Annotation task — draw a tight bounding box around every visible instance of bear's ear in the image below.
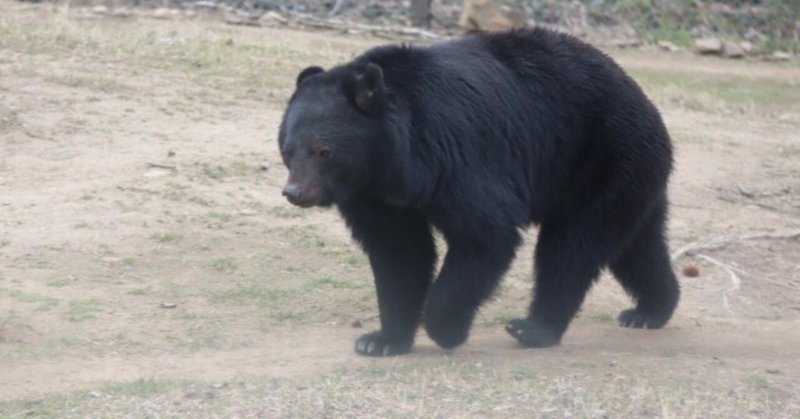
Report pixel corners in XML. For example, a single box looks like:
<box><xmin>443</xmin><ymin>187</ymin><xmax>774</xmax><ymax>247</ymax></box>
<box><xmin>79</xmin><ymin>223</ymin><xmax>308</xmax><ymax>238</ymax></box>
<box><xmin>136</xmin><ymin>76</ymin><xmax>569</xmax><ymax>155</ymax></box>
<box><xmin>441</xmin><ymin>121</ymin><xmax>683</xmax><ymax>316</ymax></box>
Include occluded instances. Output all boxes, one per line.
<box><xmin>296</xmin><ymin>66</ymin><xmax>324</xmax><ymax>87</ymax></box>
<box><xmin>348</xmin><ymin>63</ymin><xmax>386</xmax><ymax>114</ymax></box>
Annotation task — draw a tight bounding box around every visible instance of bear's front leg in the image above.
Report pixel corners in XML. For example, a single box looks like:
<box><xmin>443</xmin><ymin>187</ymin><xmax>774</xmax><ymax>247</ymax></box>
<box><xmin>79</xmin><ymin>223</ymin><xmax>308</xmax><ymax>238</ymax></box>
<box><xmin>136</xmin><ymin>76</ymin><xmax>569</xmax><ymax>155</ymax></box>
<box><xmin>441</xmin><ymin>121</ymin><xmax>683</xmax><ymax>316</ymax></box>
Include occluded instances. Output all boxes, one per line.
<box><xmin>424</xmin><ymin>228</ymin><xmax>521</xmax><ymax>350</ymax></box>
<box><xmin>339</xmin><ymin>198</ymin><xmax>436</xmax><ymax>356</ymax></box>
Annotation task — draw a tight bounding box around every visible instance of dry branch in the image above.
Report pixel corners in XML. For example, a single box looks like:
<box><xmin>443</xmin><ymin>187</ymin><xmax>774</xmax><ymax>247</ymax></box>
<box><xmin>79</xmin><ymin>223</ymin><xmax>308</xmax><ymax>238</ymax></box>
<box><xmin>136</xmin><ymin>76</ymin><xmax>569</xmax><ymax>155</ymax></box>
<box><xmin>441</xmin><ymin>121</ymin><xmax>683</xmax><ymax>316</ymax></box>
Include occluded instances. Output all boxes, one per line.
<box><xmin>697</xmin><ymin>253</ymin><xmax>741</xmax><ymax>314</ymax></box>
<box><xmin>146</xmin><ymin>162</ymin><xmax>177</xmax><ymax>171</ymax></box>
<box><xmin>671</xmin><ymin>230</ymin><xmax>800</xmax><ymax>262</ymax></box>
<box><xmin>227</xmin><ymin>10</ymin><xmax>443</xmax><ymax>40</ymax></box>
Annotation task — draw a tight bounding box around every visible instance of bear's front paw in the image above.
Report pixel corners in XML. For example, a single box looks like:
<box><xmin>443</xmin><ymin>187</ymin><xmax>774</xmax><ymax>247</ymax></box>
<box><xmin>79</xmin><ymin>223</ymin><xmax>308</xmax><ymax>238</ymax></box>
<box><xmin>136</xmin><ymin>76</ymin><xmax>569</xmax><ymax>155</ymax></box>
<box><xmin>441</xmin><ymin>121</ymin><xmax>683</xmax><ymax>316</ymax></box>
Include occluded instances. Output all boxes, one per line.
<box><xmin>505</xmin><ymin>318</ymin><xmax>561</xmax><ymax>348</ymax></box>
<box><xmin>354</xmin><ymin>331</ymin><xmax>412</xmax><ymax>357</ymax></box>
<box><xmin>618</xmin><ymin>308</ymin><xmax>668</xmax><ymax>329</ymax></box>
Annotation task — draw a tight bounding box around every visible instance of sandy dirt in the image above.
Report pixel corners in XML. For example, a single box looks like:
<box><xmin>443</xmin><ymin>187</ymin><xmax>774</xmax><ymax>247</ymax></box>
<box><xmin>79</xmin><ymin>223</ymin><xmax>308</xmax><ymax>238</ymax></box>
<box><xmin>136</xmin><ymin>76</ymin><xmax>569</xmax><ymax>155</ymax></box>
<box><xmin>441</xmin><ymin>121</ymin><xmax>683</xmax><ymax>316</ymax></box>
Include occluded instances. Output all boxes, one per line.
<box><xmin>1</xmin><ymin>2</ymin><xmax>799</xmax><ymax>416</ymax></box>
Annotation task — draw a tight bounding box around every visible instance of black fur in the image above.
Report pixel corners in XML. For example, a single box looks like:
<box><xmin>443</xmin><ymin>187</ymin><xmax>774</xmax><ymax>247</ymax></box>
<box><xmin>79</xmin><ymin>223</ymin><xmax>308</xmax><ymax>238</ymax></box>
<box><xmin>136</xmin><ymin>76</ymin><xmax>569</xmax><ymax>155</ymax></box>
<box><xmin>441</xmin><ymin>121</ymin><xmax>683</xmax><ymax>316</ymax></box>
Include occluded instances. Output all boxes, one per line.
<box><xmin>278</xmin><ymin>28</ymin><xmax>680</xmax><ymax>356</ymax></box>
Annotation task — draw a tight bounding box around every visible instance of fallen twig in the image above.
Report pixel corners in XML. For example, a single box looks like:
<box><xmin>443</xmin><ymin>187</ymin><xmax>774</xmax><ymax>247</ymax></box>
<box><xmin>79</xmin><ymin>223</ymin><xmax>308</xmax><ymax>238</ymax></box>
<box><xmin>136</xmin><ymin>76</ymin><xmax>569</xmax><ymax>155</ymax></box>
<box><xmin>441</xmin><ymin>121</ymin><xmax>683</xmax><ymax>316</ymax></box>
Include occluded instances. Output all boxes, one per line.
<box><xmin>718</xmin><ymin>195</ymin><xmax>789</xmax><ymax>213</ymax></box>
<box><xmin>697</xmin><ymin>254</ymin><xmax>741</xmax><ymax>314</ymax></box>
<box><xmin>146</xmin><ymin>162</ymin><xmax>177</xmax><ymax>171</ymax></box>
<box><xmin>257</xmin><ymin>10</ymin><xmax>443</xmax><ymax>40</ymax></box>
<box><xmin>671</xmin><ymin>230</ymin><xmax>800</xmax><ymax>262</ymax></box>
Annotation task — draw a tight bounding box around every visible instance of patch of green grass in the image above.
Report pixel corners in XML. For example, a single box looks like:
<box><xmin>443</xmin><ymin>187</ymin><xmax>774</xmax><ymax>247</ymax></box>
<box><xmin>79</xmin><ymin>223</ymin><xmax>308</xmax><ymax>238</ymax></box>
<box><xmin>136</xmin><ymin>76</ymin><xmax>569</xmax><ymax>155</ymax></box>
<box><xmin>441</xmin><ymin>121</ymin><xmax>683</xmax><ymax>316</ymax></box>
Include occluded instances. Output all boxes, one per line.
<box><xmin>271</xmin><ymin>225</ymin><xmax>329</xmax><ymax>250</ymax></box>
<box><xmin>267</xmin><ymin>205</ymin><xmax>305</xmax><ymax>219</ymax></box>
<box><xmin>476</xmin><ymin>312</ymin><xmax>517</xmax><ymax>326</ymax></box>
<box><xmin>210</xmin><ymin>257</ymin><xmax>237</xmax><ymax>272</ymax></box>
<box><xmin>4</xmin><ymin>289</ymin><xmax>60</xmax><ymax>311</ymax></box>
<box><xmin>302</xmin><ymin>276</ymin><xmax>362</xmax><ymax>291</ymax></box>
<box><xmin>779</xmin><ymin>145</ymin><xmax>800</xmax><ymax>158</ymax></box>
<box><xmin>6</xmin><ymin>289</ymin><xmax>45</xmax><ymax>303</ymax></box>
<box><xmin>631</xmin><ymin>69</ymin><xmax>800</xmax><ymax>115</ymax></box>
<box><xmin>0</xmin><ymin>12</ymin><xmax>353</xmax><ymax>105</ymax></box>
<box><xmin>46</xmin><ymin>277</ymin><xmax>71</xmax><ymax>287</ymax></box>
<box><xmin>206</xmin><ymin>283</ymin><xmax>291</xmax><ymax>307</ymax></box>
<box><xmin>27</xmin><ymin>259</ymin><xmax>48</xmax><ymax>269</ymax></box>
<box><xmin>44</xmin><ymin>73</ymin><xmax>127</xmax><ymax>93</ymax></box>
<box><xmin>230</xmin><ymin>161</ymin><xmax>252</xmax><ymax>176</ymax></box>
<box><xmin>343</xmin><ymin>253</ymin><xmax>367</xmax><ymax>268</ymax></box>
<box><xmin>201</xmin><ymin>163</ymin><xmax>228</xmax><ymax>180</ymax></box>
<box><xmin>166</xmin><ymin>322</ymin><xmax>222</xmax><ymax>350</ymax></box>
<box><xmin>746</xmin><ymin>375</ymin><xmax>771</xmax><ymax>391</ymax></box>
<box><xmin>98</xmin><ymin>243</ymin><xmax>114</xmax><ymax>255</ymax></box>
<box><xmin>206</xmin><ymin>211</ymin><xmax>233</xmax><ymax>223</ymax></box>
<box><xmin>127</xmin><ymin>286</ymin><xmax>151</xmax><ymax>296</ymax></box>
<box><xmin>34</xmin><ymin>299</ymin><xmax>60</xmax><ymax>312</ymax></box>
<box><xmin>585</xmin><ymin>311</ymin><xmax>615</xmax><ymax>323</ymax></box>
<box><xmin>649</xmin><ymin>28</ymin><xmax>694</xmax><ymax>48</ymax></box>
<box><xmin>188</xmin><ymin>196</ymin><xmax>215</xmax><ymax>207</ymax></box>
<box><xmin>63</xmin><ymin>298</ymin><xmax>103</xmax><ymax>322</ymax></box>
<box><xmin>151</xmin><ymin>232</ymin><xmax>181</xmax><ymax>243</ymax></box>
<box><xmin>103</xmin><ymin>377</ymin><xmax>174</xmax><ymax>397</ymax></box>
<box><xmin>1</xmin><ymin>359</ymin><xmax>796</xmax><ymax>418</ymax></box>
<box><xmin>0</xmin><ymin>105</ymin><xmax>19</xmax><ymax>132</ymax></box>
<box><xmin>161</xmin><ymin>181</ymin><xmax>190</xmax><ymax>201</ymax></box>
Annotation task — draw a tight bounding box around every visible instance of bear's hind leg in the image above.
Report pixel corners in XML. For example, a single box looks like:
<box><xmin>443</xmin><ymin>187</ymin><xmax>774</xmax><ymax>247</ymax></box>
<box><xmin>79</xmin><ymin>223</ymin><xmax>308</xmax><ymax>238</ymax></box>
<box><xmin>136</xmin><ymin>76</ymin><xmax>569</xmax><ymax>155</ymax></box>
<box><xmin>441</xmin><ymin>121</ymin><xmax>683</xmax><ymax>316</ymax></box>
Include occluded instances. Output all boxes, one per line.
<box><xmin>610</xmin><ymin>198</ymin><xmax>679</xmax><ymax>329</ymax></box>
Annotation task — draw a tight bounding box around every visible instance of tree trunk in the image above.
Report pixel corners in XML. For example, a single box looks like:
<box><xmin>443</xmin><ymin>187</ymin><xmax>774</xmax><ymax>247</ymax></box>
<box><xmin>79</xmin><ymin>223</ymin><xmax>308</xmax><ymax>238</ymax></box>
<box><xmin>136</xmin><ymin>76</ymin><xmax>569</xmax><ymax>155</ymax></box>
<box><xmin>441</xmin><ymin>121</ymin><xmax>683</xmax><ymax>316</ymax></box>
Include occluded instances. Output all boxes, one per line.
<box><xmin>410</xmin><ymin>0</ymin><xmax>432</xmax><ymax>28</ymax></box>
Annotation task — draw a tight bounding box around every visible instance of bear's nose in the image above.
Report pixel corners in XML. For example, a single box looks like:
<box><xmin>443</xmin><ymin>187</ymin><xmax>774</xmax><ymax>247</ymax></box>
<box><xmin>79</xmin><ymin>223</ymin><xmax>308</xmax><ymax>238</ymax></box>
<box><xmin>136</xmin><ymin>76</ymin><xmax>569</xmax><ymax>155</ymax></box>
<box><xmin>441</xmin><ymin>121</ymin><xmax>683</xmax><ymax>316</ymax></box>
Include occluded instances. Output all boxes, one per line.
<box><xmin>282</xmin><ymin>184</ymin><xmax>303</xmax><ymax>202</ymax></box>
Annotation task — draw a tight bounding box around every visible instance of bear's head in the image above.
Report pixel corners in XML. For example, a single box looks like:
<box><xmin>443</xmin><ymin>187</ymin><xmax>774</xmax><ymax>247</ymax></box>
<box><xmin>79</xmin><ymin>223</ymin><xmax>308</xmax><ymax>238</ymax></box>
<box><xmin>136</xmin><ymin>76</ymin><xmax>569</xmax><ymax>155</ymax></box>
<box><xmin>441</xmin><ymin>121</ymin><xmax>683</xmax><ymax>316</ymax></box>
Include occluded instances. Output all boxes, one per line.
<box><xmin>278</xmin><ymin>63</ymin><xmax>388</xmax><ymax>208</ymax></box>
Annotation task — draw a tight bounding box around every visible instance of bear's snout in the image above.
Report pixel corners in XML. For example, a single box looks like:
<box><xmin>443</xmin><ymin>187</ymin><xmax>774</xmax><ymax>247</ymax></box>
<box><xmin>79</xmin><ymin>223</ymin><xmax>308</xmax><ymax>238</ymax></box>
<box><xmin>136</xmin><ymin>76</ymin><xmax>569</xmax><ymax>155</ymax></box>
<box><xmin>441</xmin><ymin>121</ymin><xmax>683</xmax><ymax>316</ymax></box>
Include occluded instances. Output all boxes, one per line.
<box><xmin>282</xmin><ymin>183</ymin><xmax>307</xmax><ymax>206</ymax></box>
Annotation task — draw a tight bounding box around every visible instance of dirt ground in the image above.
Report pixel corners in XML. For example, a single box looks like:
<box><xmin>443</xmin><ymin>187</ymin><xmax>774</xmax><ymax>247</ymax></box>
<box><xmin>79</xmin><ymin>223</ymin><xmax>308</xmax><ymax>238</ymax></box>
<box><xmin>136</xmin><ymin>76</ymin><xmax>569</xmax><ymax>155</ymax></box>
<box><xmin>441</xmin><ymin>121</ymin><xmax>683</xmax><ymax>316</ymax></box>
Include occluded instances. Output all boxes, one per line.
<box><xmin>1</xmin><ymin>2</ymin><xmax>799</xmax><ymax>417</ymax></box>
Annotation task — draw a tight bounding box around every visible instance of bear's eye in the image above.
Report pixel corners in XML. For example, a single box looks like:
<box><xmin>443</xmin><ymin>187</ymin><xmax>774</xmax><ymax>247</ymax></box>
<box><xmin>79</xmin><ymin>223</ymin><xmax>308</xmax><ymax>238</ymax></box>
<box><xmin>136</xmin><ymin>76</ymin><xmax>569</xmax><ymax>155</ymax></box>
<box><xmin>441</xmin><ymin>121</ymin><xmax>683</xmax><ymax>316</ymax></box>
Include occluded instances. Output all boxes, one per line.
<box><xmin>315</xmin><ymin>148</ymin><xmax>333</xmax><ymax>160</ymax></box>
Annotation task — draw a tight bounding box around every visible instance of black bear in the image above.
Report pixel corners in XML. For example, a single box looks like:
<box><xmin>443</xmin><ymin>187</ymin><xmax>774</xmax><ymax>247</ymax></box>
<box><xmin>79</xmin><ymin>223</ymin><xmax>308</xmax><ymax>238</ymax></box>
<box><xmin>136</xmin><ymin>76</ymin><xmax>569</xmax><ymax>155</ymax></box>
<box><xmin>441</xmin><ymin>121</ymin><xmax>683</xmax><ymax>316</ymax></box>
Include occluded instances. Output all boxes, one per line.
<box><xmin>278</xmin><ymin>28</ymin><xmax>679</xmax><ymax>357</ymax></box>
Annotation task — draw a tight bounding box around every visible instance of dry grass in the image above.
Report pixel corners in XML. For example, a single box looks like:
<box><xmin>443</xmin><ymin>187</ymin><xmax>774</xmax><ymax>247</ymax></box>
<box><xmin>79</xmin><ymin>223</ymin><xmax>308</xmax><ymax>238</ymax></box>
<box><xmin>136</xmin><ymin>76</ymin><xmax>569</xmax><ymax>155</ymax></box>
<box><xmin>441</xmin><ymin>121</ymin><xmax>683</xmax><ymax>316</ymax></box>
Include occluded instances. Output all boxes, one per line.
<box><xmin>1</xmin><ymin>359</ymin><xmax>795</xmax><ymax>418</ymax></box>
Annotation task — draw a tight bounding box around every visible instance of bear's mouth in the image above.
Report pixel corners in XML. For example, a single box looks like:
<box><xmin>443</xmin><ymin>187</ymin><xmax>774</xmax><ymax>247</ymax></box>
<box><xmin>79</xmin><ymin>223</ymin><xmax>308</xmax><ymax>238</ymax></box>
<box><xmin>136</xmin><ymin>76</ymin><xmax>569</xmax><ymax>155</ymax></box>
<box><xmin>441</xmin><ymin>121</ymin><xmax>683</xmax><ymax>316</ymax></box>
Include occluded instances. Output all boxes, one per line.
<box><xmin>284</xmin><ymin>194</ymin><xmax>318</xmax><ymax>208</ymax></box>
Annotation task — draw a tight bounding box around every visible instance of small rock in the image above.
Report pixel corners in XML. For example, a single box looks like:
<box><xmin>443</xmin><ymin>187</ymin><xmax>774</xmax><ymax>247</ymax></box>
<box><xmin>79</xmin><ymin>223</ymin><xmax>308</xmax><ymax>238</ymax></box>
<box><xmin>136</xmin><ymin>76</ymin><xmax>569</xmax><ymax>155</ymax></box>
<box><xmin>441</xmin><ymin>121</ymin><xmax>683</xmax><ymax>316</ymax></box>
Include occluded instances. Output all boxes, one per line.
<box><xmin>722</xmin><ymin>41</ymin><xmax>745</xmax><ymax>59</ymax></box>
<box><xmin>167</xmin><ymin>150</ymin><xmax>176</xmax><ymax>158</ymax></box>
<box><xmin>88</xmin><ymin>391</ymin><xmax>102</xmax><ymax>398</ymax></box>
<box><xmin>92</xmin><ymin>5</ymin><xmax>109</xmax><ymax>15</ymax></box>
<box><xmin>459</xmin><ymin>0</ymin><xmax>525</xmax><ymax>32</ymax></box>
<box><xmin>657</xmin><ymin>40</ymin><xmax>680</xmax><ymax>52</ymax></box>
<box><xmin>111</xmin><ymin>8</ymin><xmax>133</xmax><ymax>18</ymax></box>
<box><xmin>259</xmin><ymin>162</ymin><xmax>270</xmax><ymax>172</ymax></box>
<box><xmin>744</xmin><ymin>27</ymin><xmax>766</xmax><ymax>42</ymax></box>
<box><xmin>694</xmin><ymin>38</ymin><xmax>722</xmax><ymax>55</ymax></box>
<box><xmin>259</xmin><ymin>11</ymin><xmax>288</xmax><ymax>26</ymax></box>
<box><xmin>224</xmin><ymin>38</ymin><xmax>234</xmax><ymax>46</ymax></box>
<box><xmin>351</xmin><ymin>319</ymin><xmax>362</xmax><ymax>328</ymax></box>
<box><xmin>768</xmin><ymin>51</ymin><xmax>792</xmax><ymax>62</ymax></box>
<box><xmin>153</xmin><ymin>8</ymin><xmax>173</xmax><ymax>20</ymax></box>
<box><xmin>739</xmin><ymin>41</ymin><xmax>756</xmax><ymax>55</ymax></box>
<box><xmin>683</xmin><ymin>265</ymin><xmax>700</xmax><ymax>277</ymax></box>
<box><xmin>765</xmin><ymin>368</ymin><xmax>782</xmax><ymax>375</ymax></box>
<box><xmin>211</xmin><ymin>382</ymin><xmax>228</xmax><ymax>389</ymax></box>
<box><xmin>160</xmin><ymin>302</ymin><xmax>177</xmax><ymax>309</ymax></box>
